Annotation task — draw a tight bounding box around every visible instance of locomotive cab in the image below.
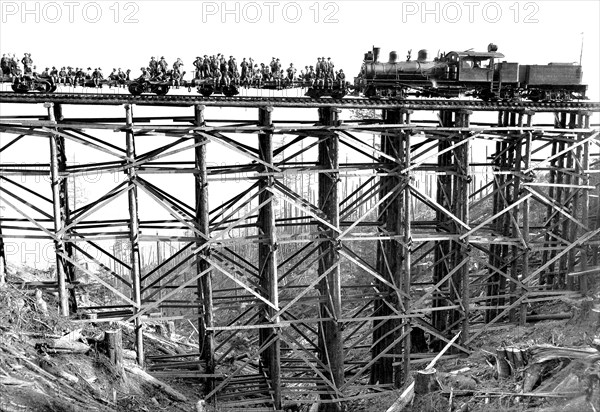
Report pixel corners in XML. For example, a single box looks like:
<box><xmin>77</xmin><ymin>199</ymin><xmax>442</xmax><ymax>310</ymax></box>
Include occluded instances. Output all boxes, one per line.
<box><xmin>446</xmin><ymin>51</ymin><xmax>504</xmax><ymax>82</ymax></box>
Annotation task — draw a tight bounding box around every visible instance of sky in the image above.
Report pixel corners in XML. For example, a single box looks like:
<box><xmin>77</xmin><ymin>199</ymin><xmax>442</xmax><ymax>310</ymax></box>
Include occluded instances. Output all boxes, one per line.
<box><xmin>1</xmin><ymin>0</ymin><xmax>599</xmax><ymax>269</ymax></box>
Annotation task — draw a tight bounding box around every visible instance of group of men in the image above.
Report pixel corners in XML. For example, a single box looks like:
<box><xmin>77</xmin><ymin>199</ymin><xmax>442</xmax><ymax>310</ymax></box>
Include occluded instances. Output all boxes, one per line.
<box><xmin>2</xmin><ymin>52</ymin><xmax>347</xmax><ymax>91</ymax></box>
<box><xmin>1</xmin><ymin>53</ymin><xmax>133</xmax><ymax>88</ymax></box>
<box><xmin>181</xmin><ymin>54</ymin><xmax>345</xmax><ymax>89</ymax></box>
<box><xmin>42</xmin><ymin>66</ymin><xmax>130</xmax><ymax>87</ymax></box>
<box><xmin>1</xmin><ymin>53</ymin><xmax>28</xmax><ymax>76</ymax></box>
<box><xmin>141</xmin><ymin>56</ymin><xmax>185</xmax><ymax>87</ymax></box>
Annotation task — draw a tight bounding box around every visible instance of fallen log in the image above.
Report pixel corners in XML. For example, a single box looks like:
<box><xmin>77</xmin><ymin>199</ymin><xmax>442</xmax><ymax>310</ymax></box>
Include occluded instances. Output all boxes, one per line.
<box><xmin>42</xmin><ymin>339</ymin><xmax>90</xmax><ymax>354</ymax></box>
<box><xmin>124</xmin><ymin>365</ymin><xmax>188</xmax><ymax>402</ymax></box>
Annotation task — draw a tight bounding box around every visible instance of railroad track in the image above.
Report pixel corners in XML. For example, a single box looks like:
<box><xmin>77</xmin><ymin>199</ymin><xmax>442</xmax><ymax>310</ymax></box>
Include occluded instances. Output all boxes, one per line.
<box><xmin>1</xmin><ymin>92</ymin><xmax>599</xmax><ymax>112</ymax></box>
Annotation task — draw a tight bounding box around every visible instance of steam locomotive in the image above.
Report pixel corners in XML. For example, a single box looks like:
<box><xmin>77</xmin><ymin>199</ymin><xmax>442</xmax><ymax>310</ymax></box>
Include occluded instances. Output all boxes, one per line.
<box><xmin>2</xmin><ymin>44</ymin><xmax>588</xmax><ymax>101</ymax></box>
<box><xmin>354</xmin><ymin>44</ymin><xmax>587</xmax><ymax>101</ymax></box>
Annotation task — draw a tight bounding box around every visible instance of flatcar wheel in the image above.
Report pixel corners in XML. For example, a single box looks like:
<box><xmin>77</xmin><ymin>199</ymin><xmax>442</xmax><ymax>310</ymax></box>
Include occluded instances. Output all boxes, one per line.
<box><xmin>199</xmin><ymin>86</ymin><xmax>213</xmax><ymax>97</ymax></box>
<box><xmin>11</xmin><ymin>83</ymin><xmax>26</xmax><ymax>93</ymax></box>
<box><xmin>36</xmin><ymin>82</ymin><xmax>51</xmax><ymax>93</ymax></box>
<box><xmin>128</xmin><ymin>82</ymin><xmax>143</xmax><ymax>96</ymax></box>
<box><xmin>154</xmin><ymin>85</ymin><xmax>170</xmax><ymax>96</ymax></box>
<box><xmin>222</xmin><ymin>85</ymin><xmax>239</xmax><ymax>97</ymax></box>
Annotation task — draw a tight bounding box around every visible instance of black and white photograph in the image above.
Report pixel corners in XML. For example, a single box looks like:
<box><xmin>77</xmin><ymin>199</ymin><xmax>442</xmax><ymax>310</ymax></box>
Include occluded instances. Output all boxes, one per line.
<box><xmin>0</xmin><ymin>1</ymin><xmax>599</xmax><ymax>411</ymax></box>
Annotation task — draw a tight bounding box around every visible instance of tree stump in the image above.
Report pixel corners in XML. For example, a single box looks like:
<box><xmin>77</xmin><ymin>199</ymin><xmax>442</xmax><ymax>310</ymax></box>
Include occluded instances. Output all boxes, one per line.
<box><xmin>496</xmin><ymin>347</ymin><xmax>511</xmax><ymax>378</ymax></box>
<box><xmin>414</xmin><ymin>368</ymin><xmax>440</xmax><ymax>395</ymax></box>
<box><xmin>104</xmin><ymin>329</ymin><xmax>123</xmax><ymax>374</ymax></box>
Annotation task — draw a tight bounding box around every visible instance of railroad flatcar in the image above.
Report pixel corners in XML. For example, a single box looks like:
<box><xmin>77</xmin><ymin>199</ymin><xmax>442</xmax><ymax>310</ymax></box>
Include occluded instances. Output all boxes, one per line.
<box><xmin>354</xmin><ymin>44</ymin><xmax>587</xmax><ymax>101</ymax></box>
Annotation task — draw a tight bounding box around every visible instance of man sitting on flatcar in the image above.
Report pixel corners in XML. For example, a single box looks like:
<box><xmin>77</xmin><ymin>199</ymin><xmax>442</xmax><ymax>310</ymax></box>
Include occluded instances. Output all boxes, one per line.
<box><xmin>336</xmin><ymin>69</ymin><xmax>345</xmax><ymax>88</ymax></box>
<box><xmin>117</xmin><ymin>68</ymin><xmax>128</xmax><ymax>86</ymax></box>
<box><xmin>138</xmin><ymin>67</ymin><xmax>151</xmax><ymax>81</ymax></box>
<box><xmin>92</xmin><ymin>68</ymin><xmax>103</xmax><ymax>87</ymax></box>
<box><xmin>253</xmin><ymin>65</ymin><xmax>262</xmax><ymax>87</ymax></box>
<box><xmin>58</xmin><ymin>67</ymin><xmax>67</xmax><ymax>84</ymax></box>
<box><xmin>172</xmin><ymin>69</ymin><xmax>182</xmax><ymax>89</ymax></box>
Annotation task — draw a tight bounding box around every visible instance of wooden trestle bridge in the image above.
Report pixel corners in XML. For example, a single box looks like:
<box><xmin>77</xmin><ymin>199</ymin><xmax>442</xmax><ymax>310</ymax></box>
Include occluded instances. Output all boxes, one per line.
<box><xmin>1</xmin><ymin>92</ymin><xmax>599</xmax><ymax>411</ymax></box>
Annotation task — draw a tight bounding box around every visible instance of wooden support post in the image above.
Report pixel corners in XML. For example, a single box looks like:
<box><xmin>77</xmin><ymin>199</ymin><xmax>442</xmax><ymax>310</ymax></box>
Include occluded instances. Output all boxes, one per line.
<box><xmin>125</xmin><ymin>104</ymin><xmax>144</xmax><ymax>367</ymax></box>
<box><xmin>432</xmin><ymin>110</ymin><xmax>454</xmax><ymax>338</ymax></box>
<box><xmin>401</xmin><ymin>110</ymin><xmax>414</xmax><ymax>385</ymax></box>
<box><xmin>104</xmin><ymin>329</ymin><xmax>124</xmax><ymax>374</ymax></box>
<box><xmin>317</xmin><ymin>107</ymin><xmax>343</xmax><ymax>411</ymax></box>
<box><xmin>454</xmin><ymin>110</ymin><xmax>471</xmax><ymax>345</ymax></box>
<box><xmin>47</xmin><ymin>102</ymin><xmax>76</xmax><ymax>316</ymax></box>
<box><xmin>372</xmin><ymin>109</ymin><xmax>408</xmax><ymax>388</ymax></box>
<box><xmin>0</xmin><ymin>223</ymin><xmax>5</xmax><ymax>286</ymax></box>
<box><xmin>257</xmin><ymin>106</ymin><xmax>281</xmax><ymax>410</ymax></box>
<box><xmin>520</xmin><ymin>112</ymin><xmax>534</xmax><ymax>325</ymax></box>
<box><xmin>579</xmin><ymin>112</ymin><xmax>591</xmax><ymax>294</ymax></box>
<box><xmin>194</xmin><ymin>105</ymin><xmax>215</xmax><ymax>396</ymax></box>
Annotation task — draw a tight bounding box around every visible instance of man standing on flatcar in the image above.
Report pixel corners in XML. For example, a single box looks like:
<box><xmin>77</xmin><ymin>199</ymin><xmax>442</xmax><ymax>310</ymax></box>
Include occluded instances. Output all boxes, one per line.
<box><xmin>173</xmin><ymin>58</ymin><xmax>184</xmax><ymax>72</ymax></box>
<box><xmin>9</xmin><ymin>54</ymin><xmax>19</xmax><ymax>75</ymax></box>
<box><xmin>240</xmin><ymin>58</ymin><xmax>248</xmax><ymax>84</ymax></box>
<box><xmin>22</xmin><ymin>53</ymin><xmax>33</xmax><ymax>74</ymax></box>
<box><xmin>149</xmin><ymin>57</ymin><xmax>158</xmax><ymax>76</ymax></box>
<box><xmin>286</xmin><ymin>63</ymin><xmax>296</xmax><ymax>86</ymax></box>
<box><xmin>159</xmin><ymin>57</ymin><xmax>168</xmax><ymax>75</ymax></box>
<box><xmin>0</xmin><ymin>54</ymin><xmax>9</xmax><ymax>76</ymax></box>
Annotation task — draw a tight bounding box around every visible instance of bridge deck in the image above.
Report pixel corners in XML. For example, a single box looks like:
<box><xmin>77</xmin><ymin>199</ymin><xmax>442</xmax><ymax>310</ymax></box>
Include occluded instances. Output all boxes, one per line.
<box><xmin>1</xmin><ymin>92</ymin><xmax>599</xmax><ymax>111</ymax></box>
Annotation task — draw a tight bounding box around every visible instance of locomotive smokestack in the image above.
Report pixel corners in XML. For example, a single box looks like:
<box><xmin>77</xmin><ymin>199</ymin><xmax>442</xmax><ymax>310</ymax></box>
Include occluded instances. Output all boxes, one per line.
<box><xmin>417</xmin><ymin>49</ymin><xmax>428</xmax><ymax>62</ymax></box>
<box><xmin>373</xmin><ymin>46</ymin><xmax>381</xmax><ymax>63</ymax></box>
<box><xmin>389</xmin><ymin>51</ymin><xmax>398</xmax><ymax>63</ymax></box>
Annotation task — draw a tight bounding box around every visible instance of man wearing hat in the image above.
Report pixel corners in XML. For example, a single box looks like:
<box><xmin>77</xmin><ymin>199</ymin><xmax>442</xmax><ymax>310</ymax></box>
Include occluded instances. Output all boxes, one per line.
<box><xmin>22</xmin><ymin>53</ymin><xmax>33</xmax><ymax>74</ymax></box>
<box><xmin>193</xmin><ymin>56</ymin><xmax>202</xmax><ymax>78</ymax></box>
<box><xmin>327</xmin><ymin>57</ymin><xmax>334</xmax><ymax>74</ymax></box>
<box><xmin>158</xmin><ymin>57</ymin><xmax>168</xmax><ymax>74</ymax></box>
<box><xmin>149</xmin><ymin>57</ymin><xmax>158</xmax><ymax>76</ymax></box>
<box><xmin>0</xmin><ymin>54</ymin><xmax>9</xmax><ymax>76</ymax></box>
